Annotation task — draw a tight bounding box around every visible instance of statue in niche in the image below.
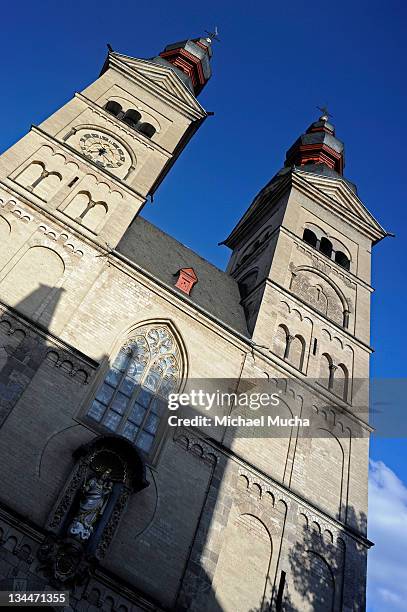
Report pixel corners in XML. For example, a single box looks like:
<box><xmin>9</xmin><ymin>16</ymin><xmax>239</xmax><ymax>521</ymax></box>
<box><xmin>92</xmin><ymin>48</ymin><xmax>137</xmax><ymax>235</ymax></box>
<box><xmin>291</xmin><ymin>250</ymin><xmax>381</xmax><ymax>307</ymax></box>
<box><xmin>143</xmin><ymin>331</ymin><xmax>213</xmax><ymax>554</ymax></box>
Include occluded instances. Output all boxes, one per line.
<box><xmin>68</xmin><ymin>468</ymin><xmax>113</xmax><ymax>541</ymax></box>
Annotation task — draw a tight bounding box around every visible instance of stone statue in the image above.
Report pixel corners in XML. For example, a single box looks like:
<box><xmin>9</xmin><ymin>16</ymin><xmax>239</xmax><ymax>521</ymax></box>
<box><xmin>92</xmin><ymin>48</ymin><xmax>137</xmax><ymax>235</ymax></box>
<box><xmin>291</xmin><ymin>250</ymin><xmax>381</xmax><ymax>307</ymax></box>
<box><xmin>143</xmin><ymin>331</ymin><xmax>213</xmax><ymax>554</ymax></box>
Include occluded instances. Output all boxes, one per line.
<box><xmin>68</xmin><ymin>468</ymin><xmax>113</xmax><ymax>541</ymax></box>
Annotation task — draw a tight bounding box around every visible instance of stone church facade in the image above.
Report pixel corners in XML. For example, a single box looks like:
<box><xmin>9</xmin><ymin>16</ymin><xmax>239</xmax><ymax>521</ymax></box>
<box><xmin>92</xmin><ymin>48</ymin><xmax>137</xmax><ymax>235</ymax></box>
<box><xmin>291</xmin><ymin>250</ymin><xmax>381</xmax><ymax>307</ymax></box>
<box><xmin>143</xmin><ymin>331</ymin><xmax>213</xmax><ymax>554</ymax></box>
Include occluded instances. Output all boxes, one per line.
<box><xmin>0</xmin><ymin>35</ymin><xmax>386</xmax><ymax>611</ymax></box>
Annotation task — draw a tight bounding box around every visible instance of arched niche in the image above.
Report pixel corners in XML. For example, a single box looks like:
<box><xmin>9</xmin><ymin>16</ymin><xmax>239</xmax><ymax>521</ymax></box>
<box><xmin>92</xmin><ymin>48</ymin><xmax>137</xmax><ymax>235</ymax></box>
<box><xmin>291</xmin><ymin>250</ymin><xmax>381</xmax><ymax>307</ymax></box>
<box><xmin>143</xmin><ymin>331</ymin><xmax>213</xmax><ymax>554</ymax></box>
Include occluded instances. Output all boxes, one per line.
<box><xmin>81</xmin><ymin>201</ymin><xmax>108</xmax><ymax>232</ymax></box>
<box><xmin>319</xmin><ymin>353</ymin><xmax>332</xmax><ymax>388</ymax></box>
<box><xmin>16</xmin><ymin>161</ymin><xmax>45</xmax><ymax>188</ymax></box>
<box><xmin>289</xmin><ymin>334</ymin><xmax>306</xmax><ymax>371</ymax></box>
<box><xmin>301</xmin><ymin>551</ymin><xmax>335</xmax><ymax>612</ymax></box>
<box><xmin>273</xmin><ymin>324</ymin><xmax>289</xmax><ymax>359</ymax></box>
<box><xmin>39</xmin><ymin>434</ymin><xmax>148</xmax><ymax>586</ymax></box>
<box><xmin>297</xmin><ymin>430</ymin><xmax>344</xmax><ymax>519</ymax></box>
<box><xmin>213</xmin><ymin>512</ymin><xmax>272</xmax><ymax>612</ymax></box>
<box><xmin>290</xmin><ymin>268</ymin><xmax>348</xmax><ymax>327</ymax></box>
<box><xmin>63</xmin><ymin>191</ymin><xmax>90</xmax><ymax>220</ymax></box>
<box><xmin>0</xmin><ymin>216</ymin><xmax>11</xmax><ymax>245</ymax></box>
<box><xmin>63</xmin><ymin>192</ymin><xmax>108</xmax><ymax>233</ymax></box>
<box><xmin>0</xmin><ymin>246</ymin><xmax>65</xmax><ymax>320</ymax></box>
<box><xmin>34</xmin><ymin>171</ymin><xmax>62</xmax><ymax>201</ymax></box>
<box><xmin>332</xmin><ymin>363</ymin><xmax>349</xmax><ymax>401</ymax></box>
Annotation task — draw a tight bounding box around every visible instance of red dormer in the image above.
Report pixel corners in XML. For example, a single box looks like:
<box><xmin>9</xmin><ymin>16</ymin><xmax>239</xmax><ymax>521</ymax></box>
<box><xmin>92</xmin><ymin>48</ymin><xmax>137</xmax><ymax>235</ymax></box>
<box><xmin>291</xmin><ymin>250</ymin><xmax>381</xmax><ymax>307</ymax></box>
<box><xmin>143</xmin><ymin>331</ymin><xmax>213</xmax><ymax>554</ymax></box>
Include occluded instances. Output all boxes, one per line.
<box><xmin>174</xmin><ymin>268</ymin><xmax>198</xmax><ymax>295</ymax></box>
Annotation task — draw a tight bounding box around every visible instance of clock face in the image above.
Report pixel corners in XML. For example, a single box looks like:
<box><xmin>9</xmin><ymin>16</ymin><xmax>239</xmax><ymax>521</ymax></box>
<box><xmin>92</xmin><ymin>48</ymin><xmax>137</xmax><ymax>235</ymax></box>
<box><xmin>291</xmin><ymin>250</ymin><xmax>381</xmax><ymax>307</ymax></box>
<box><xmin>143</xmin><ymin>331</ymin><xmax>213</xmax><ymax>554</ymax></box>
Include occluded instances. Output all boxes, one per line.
<box><xmin>79</xmin><ymin>132</ymin><xmax>126</xmax><ymax>169</ymax></box>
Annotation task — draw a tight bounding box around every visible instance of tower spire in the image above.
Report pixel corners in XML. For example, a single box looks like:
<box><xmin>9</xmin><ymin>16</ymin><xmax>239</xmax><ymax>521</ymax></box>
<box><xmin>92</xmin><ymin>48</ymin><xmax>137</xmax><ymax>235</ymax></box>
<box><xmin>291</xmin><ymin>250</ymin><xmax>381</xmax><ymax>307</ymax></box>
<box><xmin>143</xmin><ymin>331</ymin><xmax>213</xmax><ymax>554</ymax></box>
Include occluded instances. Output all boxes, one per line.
<box><xmin>284</xmin><ymin>111</ymin><xmax>345</xmax><ymax>174</ymax></box>
<box><xmin>156</xmin><ymin>33</ymin><xmax>214</xmax><ymax>95</ymax></box>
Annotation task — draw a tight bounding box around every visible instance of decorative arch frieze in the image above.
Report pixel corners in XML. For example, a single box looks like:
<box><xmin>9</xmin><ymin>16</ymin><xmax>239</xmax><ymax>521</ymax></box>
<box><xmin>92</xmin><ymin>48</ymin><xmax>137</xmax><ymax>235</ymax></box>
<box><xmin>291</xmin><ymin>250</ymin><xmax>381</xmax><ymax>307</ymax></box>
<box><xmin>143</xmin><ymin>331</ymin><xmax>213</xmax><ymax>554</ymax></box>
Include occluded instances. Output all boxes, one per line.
<box><xmin>237</xmin><ymin>467</ymin><xmax>292</xmax><ymax>509</ymax></box>
<box><xmin>0</xmin><ymin>195</ymin><xmax>34</xmax><ymax>224</ymax></box>
<box><xmin>297</xmin><ymin>507</ymin><xmax>347</xmax><ymax>554</ymax></box>
<box><xmin>173</xmin><ymin>429</ymin><xmax>220</xmax><ymax>464</ymax></box>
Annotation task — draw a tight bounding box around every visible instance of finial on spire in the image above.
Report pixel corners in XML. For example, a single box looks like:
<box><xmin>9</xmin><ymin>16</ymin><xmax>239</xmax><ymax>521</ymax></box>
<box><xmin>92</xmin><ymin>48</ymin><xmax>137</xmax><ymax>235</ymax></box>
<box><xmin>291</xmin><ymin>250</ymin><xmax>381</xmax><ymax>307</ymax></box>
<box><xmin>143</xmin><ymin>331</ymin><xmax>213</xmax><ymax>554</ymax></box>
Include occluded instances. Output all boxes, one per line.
<box><xmin>317</xmin><ymin>105</ymin><xmax>333</xmax><ymax>121</ymax></box>
<box><xmin>205</xmin><ymin>27</ymin><xmax>220</xmax><ymax>43</ymax></box>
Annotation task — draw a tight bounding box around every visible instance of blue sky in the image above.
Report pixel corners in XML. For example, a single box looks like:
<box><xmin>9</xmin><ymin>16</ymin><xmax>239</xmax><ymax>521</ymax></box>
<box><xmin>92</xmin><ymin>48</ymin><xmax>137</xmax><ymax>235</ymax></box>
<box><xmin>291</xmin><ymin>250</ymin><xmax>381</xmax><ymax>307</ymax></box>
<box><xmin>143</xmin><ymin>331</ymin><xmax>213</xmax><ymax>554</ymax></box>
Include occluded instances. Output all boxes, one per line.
<box><xmin>0</xmin><ymin>0</ymin><xmax>406</xmax><ymax>609</ymax></box>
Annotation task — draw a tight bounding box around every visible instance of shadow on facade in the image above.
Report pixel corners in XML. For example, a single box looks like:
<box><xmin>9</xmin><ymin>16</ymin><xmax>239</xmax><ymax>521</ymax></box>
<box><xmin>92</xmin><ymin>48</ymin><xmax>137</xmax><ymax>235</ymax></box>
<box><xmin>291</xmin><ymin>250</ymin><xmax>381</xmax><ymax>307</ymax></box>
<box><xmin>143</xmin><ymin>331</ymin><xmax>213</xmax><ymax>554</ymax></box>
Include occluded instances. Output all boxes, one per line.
<box><xmin>0</xmin><ymin>284</ymin><xmax>66</xmax><ymax>426</ymax></box>
<box><xmin>0</xmin><ymin>286</ymin><xmax>224</xmax><ymax>611</ymax></box>
<box><xmin>246</xmin><ymin>505</ymin><xmax>368</xmax><ymax>611</ymax></box>
<box><xmin>0</xmin><ymin>287</ymin><xmax>371</xmax><ymax>612</ymax></box>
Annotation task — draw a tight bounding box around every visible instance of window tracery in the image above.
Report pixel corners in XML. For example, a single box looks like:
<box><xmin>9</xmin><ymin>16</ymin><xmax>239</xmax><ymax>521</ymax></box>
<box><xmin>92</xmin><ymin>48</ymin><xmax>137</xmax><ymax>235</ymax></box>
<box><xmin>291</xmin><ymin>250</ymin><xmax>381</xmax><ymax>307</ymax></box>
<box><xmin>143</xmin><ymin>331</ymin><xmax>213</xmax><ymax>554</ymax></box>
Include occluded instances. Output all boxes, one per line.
<box><xmin>87</xmin><ymin>324</ymin><xmax>181</xmax><ymax>457</ymax></box>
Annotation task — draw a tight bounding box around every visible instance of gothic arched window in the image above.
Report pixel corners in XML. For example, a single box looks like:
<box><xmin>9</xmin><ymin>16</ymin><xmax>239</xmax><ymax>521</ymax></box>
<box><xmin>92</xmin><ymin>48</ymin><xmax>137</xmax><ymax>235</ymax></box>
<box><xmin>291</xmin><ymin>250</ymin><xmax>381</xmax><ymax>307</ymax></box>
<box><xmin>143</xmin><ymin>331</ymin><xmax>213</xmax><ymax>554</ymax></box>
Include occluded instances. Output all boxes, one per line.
<box><xmin>87</xmin><ymin>324</ymin><xmax>182</xmax><ymax>457</ymax></box>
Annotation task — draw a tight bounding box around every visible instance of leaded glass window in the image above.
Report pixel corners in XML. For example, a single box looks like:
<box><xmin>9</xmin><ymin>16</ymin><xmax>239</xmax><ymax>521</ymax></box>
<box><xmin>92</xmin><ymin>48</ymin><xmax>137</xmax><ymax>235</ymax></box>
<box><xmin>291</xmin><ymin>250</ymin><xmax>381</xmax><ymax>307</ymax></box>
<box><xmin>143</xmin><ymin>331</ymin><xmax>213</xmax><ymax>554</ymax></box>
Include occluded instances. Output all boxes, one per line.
<box><xmin>87</xmin><ymin>325</ymin><xmax>181</xmax><ymax>456</ymax></box>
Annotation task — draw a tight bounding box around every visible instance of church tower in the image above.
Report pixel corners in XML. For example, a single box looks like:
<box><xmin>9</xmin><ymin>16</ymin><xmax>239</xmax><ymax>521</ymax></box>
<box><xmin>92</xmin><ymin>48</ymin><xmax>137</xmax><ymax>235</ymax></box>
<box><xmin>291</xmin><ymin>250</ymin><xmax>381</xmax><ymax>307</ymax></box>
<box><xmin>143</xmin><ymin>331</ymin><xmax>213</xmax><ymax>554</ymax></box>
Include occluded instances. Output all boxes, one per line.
<box><xmin>0</xmin><ymin>35</ymin><xmax>383</xmax><ymax>612</ymax></box>
<box><xmin>0</xmin><ymin>37</ymin><xmax>212</xmax><ymax>335</ymax></box>
<box><xmin>0</xmin><ymin>37</ymin><xmax>211</xmax><ymax>248</ymax></box>
<box><xmin>218</xmin><ymin>110</ymin><xmax>387</xmax><ymax>610</ymax></box>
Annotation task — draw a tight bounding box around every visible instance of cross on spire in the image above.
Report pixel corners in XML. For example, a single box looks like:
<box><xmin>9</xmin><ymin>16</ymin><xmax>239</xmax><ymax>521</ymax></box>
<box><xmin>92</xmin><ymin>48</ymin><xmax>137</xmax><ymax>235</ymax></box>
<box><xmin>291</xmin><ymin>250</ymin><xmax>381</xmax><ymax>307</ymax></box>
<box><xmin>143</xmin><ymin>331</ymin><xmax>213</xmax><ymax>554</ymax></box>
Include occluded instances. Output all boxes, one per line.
<box><xmin>317</xmin><ymin>105</ymin><xmax>333</xmax><ymax>120</ymax></box>
<box><xmin>205</xmin><ymin>27</ymin><xmax>220</xmax><ymax>43</ymax></box>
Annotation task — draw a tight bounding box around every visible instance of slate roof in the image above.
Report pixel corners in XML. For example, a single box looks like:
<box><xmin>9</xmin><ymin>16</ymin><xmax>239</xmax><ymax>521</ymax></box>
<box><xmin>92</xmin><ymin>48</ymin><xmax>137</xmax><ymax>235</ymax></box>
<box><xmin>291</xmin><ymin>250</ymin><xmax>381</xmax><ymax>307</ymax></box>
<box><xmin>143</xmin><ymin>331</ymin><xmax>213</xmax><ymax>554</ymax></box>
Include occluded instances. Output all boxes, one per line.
<box><xmin>116</xmin><ymin>216</ymin><xmax>250</xmax><ymax>337</ymax></box>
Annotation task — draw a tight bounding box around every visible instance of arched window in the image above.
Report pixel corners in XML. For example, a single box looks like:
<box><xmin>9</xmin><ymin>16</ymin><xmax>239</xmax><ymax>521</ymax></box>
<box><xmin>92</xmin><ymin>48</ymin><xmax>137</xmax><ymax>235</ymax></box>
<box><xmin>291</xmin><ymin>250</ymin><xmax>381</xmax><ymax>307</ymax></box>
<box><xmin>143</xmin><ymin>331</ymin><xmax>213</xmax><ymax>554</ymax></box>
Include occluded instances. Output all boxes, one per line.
<box><xmin>122</xmin><ymin>109</ymin><xmax>141</xmax><ymax>129</ymax></box>
<box><xmin>34</xmin><ymin>171</ymin><xmax>62</xmax><ymax>201</ymax></box>
<box><xmin>138</xmin><ymin>123</ymin><xmax>156</xmax><ymax>138</ymax></box>
<box><xmin>104</xmin><ymin>101</ymin><xmax>122</xmax><ymax>117</ymax></box>
<box><xmin>332</xmin><ymin>363</ymin><xmax>349</xmax><ymax>401</ymax></box>
<box><xmin>319</xmin><ymin>237</ymin><xmax>333</xmax><ymax>258</ymax></box>
<box><xmin>319</xmin><ymin>353</ymin><xmax>333</xmax><ymax>389</ymax></box>
<box><xmin>273</xmin><ymin>324</ymin><xmax>289</xmax><ymax>360</ymax></box>
<box><xmin>17</xmin><ymin>160</ymin><xmax>45</xmax><ymax>189</ymax></box>
<box><xmin>79</xmin><ymin>200</ymin><xmax>108</xmax><ymax>232</ymax></box>
<box><xmin>288</xmin><ymin>335</ymin><xmax>306</xmax><ymax>371</ymax></box>
<box><xmin>87</xmin><ymin>325</ymin><xmax>182</xmax><ymax>457</ymax></box>
<box><xmin>335</xmin><ymin>250</ymin><xmax>350</xmax><ymax>270</ymax></box>
<box><xmin>303</xmin><ymin>228</ymin><xmax>318</xmax><ymax>248</ymax></box>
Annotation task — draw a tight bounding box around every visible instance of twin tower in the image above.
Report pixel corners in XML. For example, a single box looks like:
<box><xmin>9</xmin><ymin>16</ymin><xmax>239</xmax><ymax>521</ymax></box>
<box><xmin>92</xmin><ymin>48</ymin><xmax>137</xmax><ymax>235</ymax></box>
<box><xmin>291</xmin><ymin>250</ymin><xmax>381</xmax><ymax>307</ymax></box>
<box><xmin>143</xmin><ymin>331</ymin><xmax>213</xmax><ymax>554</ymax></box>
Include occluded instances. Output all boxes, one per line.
<box><xmin>0</xmin><ymin>35</ymin><xmax>385</xmax><ymax>611</ymax></box>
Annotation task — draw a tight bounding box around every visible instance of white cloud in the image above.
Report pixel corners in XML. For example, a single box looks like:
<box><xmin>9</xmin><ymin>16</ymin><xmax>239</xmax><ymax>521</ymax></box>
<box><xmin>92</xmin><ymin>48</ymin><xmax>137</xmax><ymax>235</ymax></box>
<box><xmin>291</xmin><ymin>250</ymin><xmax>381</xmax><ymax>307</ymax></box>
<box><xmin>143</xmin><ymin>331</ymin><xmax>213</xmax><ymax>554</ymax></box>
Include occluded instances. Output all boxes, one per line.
<box><xmin>367</xmin><ymin>460</ymin><xmax>407</xmax><ymax>611</ymax></box>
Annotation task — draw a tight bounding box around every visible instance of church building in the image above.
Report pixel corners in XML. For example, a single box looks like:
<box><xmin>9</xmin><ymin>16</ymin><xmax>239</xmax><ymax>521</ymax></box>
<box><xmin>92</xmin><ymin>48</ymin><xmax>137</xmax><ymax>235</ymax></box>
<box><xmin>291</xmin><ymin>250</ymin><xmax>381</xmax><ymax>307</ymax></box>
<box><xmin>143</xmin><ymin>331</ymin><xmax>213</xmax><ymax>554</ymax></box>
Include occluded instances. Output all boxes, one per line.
<box><xmin>0</xmin><ymin>34</ymin><xmax>386</xmax><ymax>611</ymax></box>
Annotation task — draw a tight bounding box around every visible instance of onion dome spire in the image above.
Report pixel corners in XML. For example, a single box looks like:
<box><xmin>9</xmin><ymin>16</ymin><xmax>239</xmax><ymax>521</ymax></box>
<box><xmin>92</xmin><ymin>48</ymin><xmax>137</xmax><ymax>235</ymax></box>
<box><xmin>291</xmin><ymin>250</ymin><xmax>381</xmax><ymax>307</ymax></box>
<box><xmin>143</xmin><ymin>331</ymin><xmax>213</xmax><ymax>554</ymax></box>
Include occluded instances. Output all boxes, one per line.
<box><xmin>154</xmin><ymin>31</ymin><xmax>217</xmax><ymax>96</ymax></box>
<box><xmin>285</xmin><ymin>108</ymin><xmax>345</xmax><ymax>175</ymax></box>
